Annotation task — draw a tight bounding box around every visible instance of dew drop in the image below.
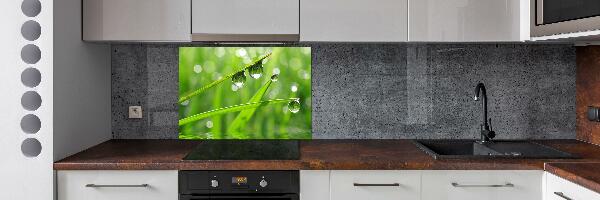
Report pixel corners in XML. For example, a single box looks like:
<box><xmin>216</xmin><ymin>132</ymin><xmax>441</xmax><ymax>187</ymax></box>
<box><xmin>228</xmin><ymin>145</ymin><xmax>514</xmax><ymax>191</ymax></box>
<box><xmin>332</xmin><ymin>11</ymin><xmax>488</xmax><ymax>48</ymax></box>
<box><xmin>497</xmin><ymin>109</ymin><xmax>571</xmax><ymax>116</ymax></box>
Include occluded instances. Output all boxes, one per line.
<box><xmin>215</xmin><ymin>47</ymin><xmax>225</xmax><ymax>57</ymax></box>
<box><xmin>303</xmin><ymin>71</ymin><xmax>310</xmax><ymax>80</ymax></box>
<box><xmin>193</xmin><ymin>64</ymin><xmax>203</xmax><ymax>73</ymax></box>
<box><xmin>181</xmin><ymin>100</ymin><xmax>190</xmax><ymax>106</ymax></box>
<box><xmin>231</xmin><ymin>84</ymin><xmax>239</xmax><ymax>91</ymax></box>
<box><xmin>290</xmin><ymin>83</ymin><xmax>298</xmax><ymax>92</ymax></box>
<box><xmin>236</xmin><ymin>48</ymin><xmax>247</xmax><ymax>57</ymax></box>
<box><xmin>231</xmin><ymin>71</ymin><xmax>246</xmax><ymax>88</ymax></box>
<box><xmin>272</xmin><ymin>68</ymin><xmax>280</xmax><ymax>75</ymax></box>
<box><xmin>206</xmin><ymin>120</ymin><xmax>213</xmax><ymax>128</ymax></box>
<box><xmin>288</xmin><ymin>99</ymin><xmax>301</xmax><ymax>113</ymax></box>
<box><xmin>248</xmin><ymin>63</ymin><xmax>263</xmax><ymax>79</ymax></box>
<box><xmin>270</xmin><ymin>74</ymin><xmax>279</xmax><ymax>82</ymax></box>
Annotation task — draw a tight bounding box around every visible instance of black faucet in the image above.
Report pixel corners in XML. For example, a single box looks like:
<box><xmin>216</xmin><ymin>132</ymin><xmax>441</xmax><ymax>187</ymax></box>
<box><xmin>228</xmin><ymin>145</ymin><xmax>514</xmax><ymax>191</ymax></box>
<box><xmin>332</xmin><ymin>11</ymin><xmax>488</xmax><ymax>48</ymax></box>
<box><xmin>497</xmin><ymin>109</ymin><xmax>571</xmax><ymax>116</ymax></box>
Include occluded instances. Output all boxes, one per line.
<box><xmin>474</xmin><ymin>83</ymin><xmax>495</xmax><ymax>143</ymax></box>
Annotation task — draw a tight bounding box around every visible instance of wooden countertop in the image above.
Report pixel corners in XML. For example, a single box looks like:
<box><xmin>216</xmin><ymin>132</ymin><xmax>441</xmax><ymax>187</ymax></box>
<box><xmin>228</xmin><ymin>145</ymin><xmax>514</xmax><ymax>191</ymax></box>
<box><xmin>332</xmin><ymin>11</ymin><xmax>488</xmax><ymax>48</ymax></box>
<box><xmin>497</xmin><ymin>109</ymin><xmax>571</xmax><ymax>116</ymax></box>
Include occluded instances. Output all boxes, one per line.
<box><xmin>54</xmin><ymin>139</ymin><xmax>600</xmax><ymax>170</ymax></box>
<box><xmin>545</xmin><ymin>162</ymin><xmax>600</xmax><ymax>194</ymax></box>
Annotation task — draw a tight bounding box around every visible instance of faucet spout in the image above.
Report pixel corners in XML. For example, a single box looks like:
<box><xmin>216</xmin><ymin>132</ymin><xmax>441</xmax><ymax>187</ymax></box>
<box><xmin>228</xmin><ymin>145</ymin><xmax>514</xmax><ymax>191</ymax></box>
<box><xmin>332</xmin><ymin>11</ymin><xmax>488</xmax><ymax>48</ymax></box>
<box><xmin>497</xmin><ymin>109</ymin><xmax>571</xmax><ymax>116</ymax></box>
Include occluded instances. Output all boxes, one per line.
<box><xmin>474</xmin><ymin>83</ymin><xmax>495</xmax><ymax>142</ymax></box>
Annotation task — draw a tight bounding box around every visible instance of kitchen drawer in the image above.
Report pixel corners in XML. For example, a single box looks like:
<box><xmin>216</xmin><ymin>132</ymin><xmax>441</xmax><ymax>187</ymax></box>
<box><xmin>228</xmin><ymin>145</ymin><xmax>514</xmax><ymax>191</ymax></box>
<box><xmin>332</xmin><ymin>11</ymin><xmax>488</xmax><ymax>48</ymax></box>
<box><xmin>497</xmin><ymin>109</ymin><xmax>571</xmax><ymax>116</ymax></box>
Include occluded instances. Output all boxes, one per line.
<box><xmin>421</xmin><ymin>170</ymin><xmax>543</xmax><ymax>200</ymax></box>
<box><xmin>57</xmin><ymin>170</ymin><xmax>178</xmax><ymax>200</ymax></box>
<box><xmin>545</xmin><ymin>172</ymin><xmax>600</xmax><ymax>200</ymax></box>
<box><xmin>330</xmin><ymin>170</ymin><xmax>420</xmax><ymax>200</ymax></box>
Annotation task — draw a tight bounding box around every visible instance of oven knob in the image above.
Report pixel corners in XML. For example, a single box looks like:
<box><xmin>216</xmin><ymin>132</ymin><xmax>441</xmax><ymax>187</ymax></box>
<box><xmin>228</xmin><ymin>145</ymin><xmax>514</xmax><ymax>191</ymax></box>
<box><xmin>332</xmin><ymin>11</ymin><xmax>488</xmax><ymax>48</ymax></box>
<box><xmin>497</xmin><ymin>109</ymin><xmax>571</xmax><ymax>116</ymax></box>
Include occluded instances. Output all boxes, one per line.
<box><xmin>210</xmin><ymin>180</ymin><xmax>219</xmax><ymax>188</ymax></box>
<box><xmin>259</xmin><ymin>179</ymin><xmax>268</xmax><ymax>188</ymax></box>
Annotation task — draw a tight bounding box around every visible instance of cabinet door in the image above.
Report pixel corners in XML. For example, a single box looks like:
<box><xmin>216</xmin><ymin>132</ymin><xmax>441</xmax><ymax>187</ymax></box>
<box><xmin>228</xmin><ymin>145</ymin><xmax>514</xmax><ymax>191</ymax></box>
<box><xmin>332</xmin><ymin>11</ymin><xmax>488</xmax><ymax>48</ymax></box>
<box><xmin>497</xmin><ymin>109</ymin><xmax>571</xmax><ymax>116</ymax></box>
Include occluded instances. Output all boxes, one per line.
<box><xmin>330</xmin><ymin>170</ymin><xmax>420</xmax><ymax>200</ymax></box>
<box><xmin>545</xmin><ymin>172</ymin><xmax>600</xmax><ymax>200</ymax></box>
<box><xmin>409</xmin><ymin>0</ymin><xmax>529</xmax><ymax>42</ymax></box>
<box><xmin>191</xmin><ymin>0</ymin><xmax>299</xmax><ymax>41</ymax></box>
<box><xmin>421</xmin><ymin>170</ymin><xmax>543</xmax><ymax>200</ymax></box>
<box><xmin>57</xmin><ymin>170</ymin><xmax>178</xmax><ymax>200</ymax></box>
<box><xmin>300</xmin><ymin>0</ymin><xmax>408</xmax><ymax>42</ymax></box>
<box><xmin>300</xmin><ymin>170</ymin><xmax>330</xmax><ymax>200</ymax></box>
<box><xmin>82</xmin><ymin>0</ymin><xmax>191</xmax><ymax>41</ymax></box>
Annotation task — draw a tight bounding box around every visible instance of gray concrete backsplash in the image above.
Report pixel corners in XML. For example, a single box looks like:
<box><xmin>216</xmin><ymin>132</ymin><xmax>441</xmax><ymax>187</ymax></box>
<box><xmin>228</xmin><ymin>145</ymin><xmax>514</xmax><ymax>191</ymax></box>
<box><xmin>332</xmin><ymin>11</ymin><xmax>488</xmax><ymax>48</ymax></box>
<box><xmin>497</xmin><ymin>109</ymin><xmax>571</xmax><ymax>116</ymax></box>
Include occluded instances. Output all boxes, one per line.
<box><xmin>112</xmin><ymin>44</ymin><xmax>576</xmax><ymax>139</ymax></box>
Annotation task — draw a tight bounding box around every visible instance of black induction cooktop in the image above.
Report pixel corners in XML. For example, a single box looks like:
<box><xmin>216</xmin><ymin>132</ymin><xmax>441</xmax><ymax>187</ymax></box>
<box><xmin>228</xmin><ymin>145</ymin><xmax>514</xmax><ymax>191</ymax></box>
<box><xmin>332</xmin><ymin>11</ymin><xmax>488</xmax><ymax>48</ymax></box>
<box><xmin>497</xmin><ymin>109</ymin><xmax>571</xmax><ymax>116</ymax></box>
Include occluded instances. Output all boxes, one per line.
<box><xmin>183</xmin><ymin>140</ymin><xmax>300</xmax><ymax>160</ymax></box>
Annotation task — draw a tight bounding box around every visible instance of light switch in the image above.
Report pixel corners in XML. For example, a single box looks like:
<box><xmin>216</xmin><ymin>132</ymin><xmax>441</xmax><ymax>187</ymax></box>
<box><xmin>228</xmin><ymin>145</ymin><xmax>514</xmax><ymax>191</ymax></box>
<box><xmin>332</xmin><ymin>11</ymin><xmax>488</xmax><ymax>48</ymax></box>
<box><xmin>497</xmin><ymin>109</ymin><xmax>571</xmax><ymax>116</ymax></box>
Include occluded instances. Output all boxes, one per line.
<box><xmin>129</xmin><ymin>106</ymin><xmax>143</xmax><ymax>119</ymax></box>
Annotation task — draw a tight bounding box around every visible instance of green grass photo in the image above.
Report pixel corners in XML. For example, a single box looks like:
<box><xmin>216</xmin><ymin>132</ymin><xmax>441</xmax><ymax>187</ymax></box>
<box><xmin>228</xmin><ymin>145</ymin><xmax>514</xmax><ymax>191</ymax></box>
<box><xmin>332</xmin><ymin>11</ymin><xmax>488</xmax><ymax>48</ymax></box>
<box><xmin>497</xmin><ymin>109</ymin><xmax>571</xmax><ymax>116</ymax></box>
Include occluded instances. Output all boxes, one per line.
<box><xmin>179</xmin><ymin>47</ymin><xmax>312</xmax><ymax>139</ymax></box>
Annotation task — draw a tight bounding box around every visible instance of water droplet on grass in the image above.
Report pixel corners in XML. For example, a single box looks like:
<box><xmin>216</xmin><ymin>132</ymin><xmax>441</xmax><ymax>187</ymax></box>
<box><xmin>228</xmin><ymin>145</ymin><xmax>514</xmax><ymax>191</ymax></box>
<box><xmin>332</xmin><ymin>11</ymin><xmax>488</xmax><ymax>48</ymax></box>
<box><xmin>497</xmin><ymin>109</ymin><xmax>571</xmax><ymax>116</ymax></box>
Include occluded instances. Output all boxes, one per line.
<box><xmin>193</xmin><ymin>64</ymin><xmax>202</xmax><ymax>73</ymax></box>
<box><xmin>288</xmin><ymin>99</ymin><xmax>300</xmax><ymax>113</ymax></box>
<box><xmin>231</xmin><ymin>84</ymin><xmax>239</xmax><ymax>91</ymax></box>
<box><xmin>215</xmin><ymin>47</ymin><xmax>225</xmax><ymax>57</ymax></box>
<box><xmin>271</xmin><ymin>74</ymin><xmax>279</xmax><ymax>82</ymax></box>
<box><xmin>248</xmin><ymin>63</ymin><xmax>263</xmax><ymax>79</ymax></box>
<box><xmin>273</xmin><ymin>68</ymin><xmax>280</xmax><ymax>75</ymax></box>
<box><xmin>232</xmin><ymin>71</ymin><xmax>246</xmax><ymax>88</ymax></box>
<box><xmin>181</xmin><ymin>100</ymin><xmax>190</xmax><ymax>106</ymax></box>
<box><xmin>236</xmin><ymin>48</ymin><xmax>247</xmax><ymax>57</ymax></box>
<box><xmin>206</xmin><ymin>120</ymin><xmax>213</xmax><ymax>128</ymax></box>
<box><xmin>290</xmin><ymin>83</ymin><xmax>298</xmax><ymax>92</ymax></box>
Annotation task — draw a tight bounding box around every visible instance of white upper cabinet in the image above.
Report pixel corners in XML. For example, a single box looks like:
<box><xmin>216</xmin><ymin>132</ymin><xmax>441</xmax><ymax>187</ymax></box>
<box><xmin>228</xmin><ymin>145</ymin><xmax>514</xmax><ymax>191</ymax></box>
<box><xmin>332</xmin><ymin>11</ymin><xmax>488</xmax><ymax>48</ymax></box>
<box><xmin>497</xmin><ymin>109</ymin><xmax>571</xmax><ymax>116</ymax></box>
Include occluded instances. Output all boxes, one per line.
<box><xmin>82</xmin><ymin>0</ymin><xmax>191</xmax><ymax>41</ymax></box>
<box><xmin>300</xmin><ymin>0</ymin><xmax>408</xmax><ymax>42</ymax></box>
<box><xmin>409</xmin><ymin>0</ymin><xmax>530</xmax><ymax>42</ymax></box>
<box><xmin>191</xmin><ymin>0</ymin><xmax>300</xmax><ymax>41</ymax></box>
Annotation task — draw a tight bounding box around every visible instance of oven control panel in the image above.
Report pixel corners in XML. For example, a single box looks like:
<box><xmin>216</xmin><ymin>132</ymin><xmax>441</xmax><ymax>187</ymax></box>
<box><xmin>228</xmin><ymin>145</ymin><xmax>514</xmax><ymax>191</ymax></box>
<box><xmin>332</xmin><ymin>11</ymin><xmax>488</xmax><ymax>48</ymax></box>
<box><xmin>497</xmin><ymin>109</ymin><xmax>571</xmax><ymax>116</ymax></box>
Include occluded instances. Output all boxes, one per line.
<box><xmin>179</xmin><ymin>170</ymin><xmax>299</xmax><ymax>195</ymax></box>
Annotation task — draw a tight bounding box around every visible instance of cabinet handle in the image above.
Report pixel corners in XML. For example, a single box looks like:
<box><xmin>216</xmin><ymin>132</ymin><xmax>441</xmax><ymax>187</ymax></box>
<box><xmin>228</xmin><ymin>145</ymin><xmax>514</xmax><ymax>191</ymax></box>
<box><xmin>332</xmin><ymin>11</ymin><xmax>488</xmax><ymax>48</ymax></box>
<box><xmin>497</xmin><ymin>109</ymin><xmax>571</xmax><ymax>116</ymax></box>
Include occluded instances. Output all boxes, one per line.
<box><xmin>353</xmin><ymin>183</ymin><xmax>400</xmax><ymax>187</ymax></box>
<box><xmin>451</xmin><ymin>182</ymin><xmax>514</xmax><ymax>188</ymax></box>
<box><xmin>85</xmin><ymin>184</ymin><xmax>149</xmax><ymax>188</ymax></box>
<box><xmin>553</xmin><ymin>192</ymin><xmax>573</xmax><ymax>200</ymax></box>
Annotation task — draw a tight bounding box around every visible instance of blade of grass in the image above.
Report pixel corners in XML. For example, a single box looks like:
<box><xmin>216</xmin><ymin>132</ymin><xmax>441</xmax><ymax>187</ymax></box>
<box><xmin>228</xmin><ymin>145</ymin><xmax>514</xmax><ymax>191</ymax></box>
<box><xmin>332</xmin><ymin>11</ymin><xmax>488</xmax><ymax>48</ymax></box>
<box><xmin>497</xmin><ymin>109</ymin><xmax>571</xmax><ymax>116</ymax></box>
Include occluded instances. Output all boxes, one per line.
<box><xmin>227</xmin><ymin>79</ymin><xmax>273</xmax><ymax>138</ymax></box>
<box><xmin>179</xmin><ymin>98</ymin><xmax>294</xmax><ymax>126</ymax></box>
<box><xmin>178</xmin><ymin>52</ymin><xmax>272</xmax><ymax>103</ymax></box>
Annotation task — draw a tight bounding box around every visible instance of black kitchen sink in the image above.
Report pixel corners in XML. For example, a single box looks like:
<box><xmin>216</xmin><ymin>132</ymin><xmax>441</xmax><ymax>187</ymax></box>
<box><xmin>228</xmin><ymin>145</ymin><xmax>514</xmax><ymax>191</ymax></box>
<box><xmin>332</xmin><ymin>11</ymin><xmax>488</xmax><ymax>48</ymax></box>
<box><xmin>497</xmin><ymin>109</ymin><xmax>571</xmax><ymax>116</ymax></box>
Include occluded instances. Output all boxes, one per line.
<box><xmin>413</xmin><ymin>140</ymin><xmax>577</xmax><ymax>159</ymax></box>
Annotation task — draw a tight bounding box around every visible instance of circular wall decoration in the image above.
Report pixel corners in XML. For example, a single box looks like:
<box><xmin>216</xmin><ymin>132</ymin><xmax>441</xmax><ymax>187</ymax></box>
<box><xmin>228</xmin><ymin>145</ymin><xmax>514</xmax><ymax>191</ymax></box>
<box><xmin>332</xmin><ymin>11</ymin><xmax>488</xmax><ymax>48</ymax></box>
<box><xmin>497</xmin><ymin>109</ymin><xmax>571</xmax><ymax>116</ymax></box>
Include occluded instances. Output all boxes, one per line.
<box><xmin>21</xmin><ymin>68</ymin><xmax>41</xmax><ymax>88</ymax></box>
<box><xmin>21</xmin><ymin>0</ymin><xmax>41</xmax><ymax>17</ymax></box>
<box><xmin>21</xmin><ymin>44</ymin><xmax>41</xmax><ymax>64</ymax></box>
<box><xmin>20</xmin><ymin>114</ymin><xmax>41</xmax><ymax>134</ymax></box>
<box><xmin>21</xmin><ymin>138</ymin><xmax>42</xmax><ymax>157</ymax></box>
<box><xmin>21</xmin><ymin>91</ymin><xmax>42</xmax><ymax>111</ymax></box>
<box><xmin>21</xmin><ymin>20</ymin><xmax>41</xmax><ymax>41</ymax></box>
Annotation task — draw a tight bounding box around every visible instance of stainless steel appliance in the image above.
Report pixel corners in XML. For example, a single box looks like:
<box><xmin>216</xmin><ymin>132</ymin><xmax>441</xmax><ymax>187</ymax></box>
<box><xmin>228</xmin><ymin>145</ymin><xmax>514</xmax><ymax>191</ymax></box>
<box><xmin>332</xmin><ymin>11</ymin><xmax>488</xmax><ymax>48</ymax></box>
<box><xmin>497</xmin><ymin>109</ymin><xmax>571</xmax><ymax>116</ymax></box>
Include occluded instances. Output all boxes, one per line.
<box><xmin>532</xmin><ymin>0</ymin><xmax>600</xmax><ymax>37</ymax></box>
<box><xmin>179</xmin><ymin>171</ymin><xmax>299</xmax><ymax>200</ymax></box>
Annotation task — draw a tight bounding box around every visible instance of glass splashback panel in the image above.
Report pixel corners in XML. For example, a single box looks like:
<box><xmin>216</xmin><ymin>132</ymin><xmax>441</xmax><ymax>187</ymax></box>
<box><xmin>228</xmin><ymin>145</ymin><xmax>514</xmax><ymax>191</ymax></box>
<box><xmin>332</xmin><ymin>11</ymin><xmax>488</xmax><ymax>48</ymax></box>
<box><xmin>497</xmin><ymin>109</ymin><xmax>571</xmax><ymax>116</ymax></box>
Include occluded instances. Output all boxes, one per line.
<box><xmin>178</xmin><ymin>47</ymin><xmax>312</xmax><ymax>139</ymax></box>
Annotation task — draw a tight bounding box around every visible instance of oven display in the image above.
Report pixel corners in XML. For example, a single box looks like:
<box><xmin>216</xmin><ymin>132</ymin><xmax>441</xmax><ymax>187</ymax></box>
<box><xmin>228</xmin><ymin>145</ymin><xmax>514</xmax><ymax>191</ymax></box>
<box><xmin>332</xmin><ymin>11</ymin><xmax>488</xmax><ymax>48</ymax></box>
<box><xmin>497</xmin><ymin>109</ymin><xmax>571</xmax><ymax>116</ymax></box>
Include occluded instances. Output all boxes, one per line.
<box><xmin>232</xmin><ymin>176</ymin><xmax>248</xmax><ymax>185</ymax></box>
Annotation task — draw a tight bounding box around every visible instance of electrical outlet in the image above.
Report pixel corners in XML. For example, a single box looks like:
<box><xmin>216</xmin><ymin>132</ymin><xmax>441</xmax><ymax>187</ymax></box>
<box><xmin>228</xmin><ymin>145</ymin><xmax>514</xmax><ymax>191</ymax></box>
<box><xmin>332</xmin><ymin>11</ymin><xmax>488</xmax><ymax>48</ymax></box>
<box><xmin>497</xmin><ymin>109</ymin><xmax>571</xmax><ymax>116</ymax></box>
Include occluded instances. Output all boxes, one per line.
<box><xmin>129</xmin><ymin>106</ymin><xmax>143</xmax><ymax>119</ymax></box>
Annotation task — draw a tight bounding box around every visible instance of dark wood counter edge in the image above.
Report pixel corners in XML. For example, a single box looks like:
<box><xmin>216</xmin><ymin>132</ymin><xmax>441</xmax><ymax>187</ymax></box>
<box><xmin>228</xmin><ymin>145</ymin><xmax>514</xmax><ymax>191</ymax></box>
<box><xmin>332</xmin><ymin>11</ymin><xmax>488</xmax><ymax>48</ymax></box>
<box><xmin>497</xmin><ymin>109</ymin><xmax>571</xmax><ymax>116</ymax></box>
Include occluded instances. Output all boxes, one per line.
<box><xmin>53</xmin><ymin>139</ymin><xmax>600</xmax><ymax>171</ymax></box>
<box><xmin>545</xmin><ymin>162</ymin><xmax>600</xmax><ymax>194</ymax></box>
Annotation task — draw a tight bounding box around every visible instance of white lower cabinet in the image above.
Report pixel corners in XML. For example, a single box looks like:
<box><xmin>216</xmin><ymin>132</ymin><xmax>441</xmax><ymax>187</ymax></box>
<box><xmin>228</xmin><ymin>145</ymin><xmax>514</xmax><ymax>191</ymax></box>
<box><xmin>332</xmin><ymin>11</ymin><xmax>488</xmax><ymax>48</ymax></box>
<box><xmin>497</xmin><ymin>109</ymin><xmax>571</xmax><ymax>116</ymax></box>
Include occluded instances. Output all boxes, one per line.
<box><xmin>57</xmin><ymin>170</ymin><xmax>178</xmax><ymax>200</ymax></box>
<box><xmin>301</xmin><ymin>170</ymin><xmax>331</xmax><ymax>200</ymax></box>
<box><xmin>545</xmin><ymin>172</ymin><xmax>600</xmax><ymax>200</ymax></box>
<box><xmin>330</xmin><ymin>170</ymin><xmax>421</xmax><ymax>200</ymax></box>
<box><xmin>421</xmin><ymin>170</ymin><xmax>543</xmax><ymax>200</ymax></box>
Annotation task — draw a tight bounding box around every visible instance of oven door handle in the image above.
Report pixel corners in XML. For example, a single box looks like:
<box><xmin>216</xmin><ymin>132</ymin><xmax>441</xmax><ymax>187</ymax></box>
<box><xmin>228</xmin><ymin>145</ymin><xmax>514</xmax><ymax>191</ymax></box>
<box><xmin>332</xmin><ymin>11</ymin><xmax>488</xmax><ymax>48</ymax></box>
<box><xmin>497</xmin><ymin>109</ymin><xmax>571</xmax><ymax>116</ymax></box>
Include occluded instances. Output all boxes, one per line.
<box><xmin>211</xmin><ymin>196</ymin><xmax>296</xmax><ymax>199</ymax></box>
<box><xmin>181</xmin><ymin>194</ymin><xmax>298</xmax><ymax>200</ymax></box>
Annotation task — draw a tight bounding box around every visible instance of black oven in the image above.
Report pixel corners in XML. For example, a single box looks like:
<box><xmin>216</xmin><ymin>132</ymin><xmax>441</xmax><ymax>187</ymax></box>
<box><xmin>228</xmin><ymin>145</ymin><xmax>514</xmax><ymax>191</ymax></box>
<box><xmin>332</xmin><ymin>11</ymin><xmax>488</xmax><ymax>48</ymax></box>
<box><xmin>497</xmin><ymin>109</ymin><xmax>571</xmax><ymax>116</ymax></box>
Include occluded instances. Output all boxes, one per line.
<box><xmin>179</xmin><ymin>171</ymin><xmax>299</xmax><ymax>200</ymax></box>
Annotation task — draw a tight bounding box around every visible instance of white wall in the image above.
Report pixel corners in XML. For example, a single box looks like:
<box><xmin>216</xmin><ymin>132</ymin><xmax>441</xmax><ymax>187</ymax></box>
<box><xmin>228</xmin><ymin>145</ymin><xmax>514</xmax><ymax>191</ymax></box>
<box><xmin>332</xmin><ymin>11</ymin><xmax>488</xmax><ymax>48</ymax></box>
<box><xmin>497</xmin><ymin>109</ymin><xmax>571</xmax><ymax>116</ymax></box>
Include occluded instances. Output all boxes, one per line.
<box><xmin>53</xmin><ymin>0</ymin><xmax>112</xmax><ymax>161</ymax></box>
<box><xmin>0</xmin><ymin>0</ymin><xmax>54</xmax><ymax>199</ymax></box>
